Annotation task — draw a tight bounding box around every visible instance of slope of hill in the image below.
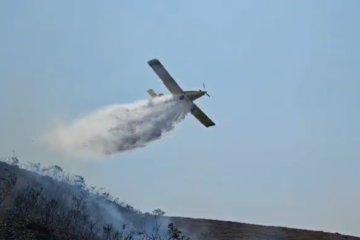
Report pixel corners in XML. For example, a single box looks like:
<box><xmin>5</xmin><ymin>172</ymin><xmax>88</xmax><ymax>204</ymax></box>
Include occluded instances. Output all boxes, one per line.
<box><xmin>171</xmin><ymin>217</ymin><xmax>359</xmax><ymax>240</ymax></box>
<box><xmin>0</xmin><ymin>157</ymin><xmax>358</xmax><ymax>240</ymax></box>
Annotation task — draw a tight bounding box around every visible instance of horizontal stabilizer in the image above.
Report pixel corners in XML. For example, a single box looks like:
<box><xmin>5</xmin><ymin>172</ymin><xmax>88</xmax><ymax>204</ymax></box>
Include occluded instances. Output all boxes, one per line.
<box><xmin>147</xmin><ymin>89</ymin><xmax>157</xmax><ymax>98</ymax></box>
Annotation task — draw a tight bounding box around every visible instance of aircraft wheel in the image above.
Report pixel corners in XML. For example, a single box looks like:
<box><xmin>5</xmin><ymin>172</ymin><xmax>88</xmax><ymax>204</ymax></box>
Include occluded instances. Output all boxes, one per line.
<box><xmin>179</xmin><ymin>95</ymin><xmax>185</xmax><ymax>100</ymax></box>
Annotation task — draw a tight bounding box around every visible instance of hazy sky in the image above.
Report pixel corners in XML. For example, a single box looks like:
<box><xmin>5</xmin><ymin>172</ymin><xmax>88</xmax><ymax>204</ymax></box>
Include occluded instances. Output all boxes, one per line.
<box><xmin>1</xmin><ymin>0</ymin><xmax>359</xmax><ymax>236</ymax></box>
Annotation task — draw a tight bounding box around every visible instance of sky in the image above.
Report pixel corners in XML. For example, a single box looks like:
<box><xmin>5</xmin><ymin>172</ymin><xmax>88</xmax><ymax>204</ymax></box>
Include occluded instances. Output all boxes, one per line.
<box><xmin>0</xmin><ymin>0</ymin><xmax>359</xmax><ymax>236</ymax></box>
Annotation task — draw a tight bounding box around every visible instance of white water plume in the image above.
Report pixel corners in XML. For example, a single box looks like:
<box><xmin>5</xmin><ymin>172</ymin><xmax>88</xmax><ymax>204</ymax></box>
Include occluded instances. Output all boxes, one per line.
<box><xmin>44</xmin><ymin>95</ymin><xmax>192</xmax><ymax>158</ymax></box>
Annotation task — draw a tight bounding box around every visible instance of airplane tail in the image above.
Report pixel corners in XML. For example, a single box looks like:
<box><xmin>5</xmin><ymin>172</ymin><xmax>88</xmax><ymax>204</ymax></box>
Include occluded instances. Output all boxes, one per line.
<box><xmin>147</xmin><ymin>89</ymin><xmax>164</xmax><ymax>98</ymax></box>
<box><xmin>147</xmin><ymin>89</ymin><xmax>158</xmax><ymax>98</ymax></box>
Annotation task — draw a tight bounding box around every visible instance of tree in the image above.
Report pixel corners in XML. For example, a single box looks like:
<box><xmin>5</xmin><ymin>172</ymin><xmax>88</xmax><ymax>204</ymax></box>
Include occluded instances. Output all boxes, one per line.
<box><xmin>152</xmin><ymin>208</ymin><xmax>165</xmax><ymax>216</ymax></box>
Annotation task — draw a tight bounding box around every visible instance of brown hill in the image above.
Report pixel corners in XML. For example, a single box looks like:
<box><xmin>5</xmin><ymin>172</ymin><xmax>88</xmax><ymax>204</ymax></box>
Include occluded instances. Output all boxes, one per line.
<box><xmin>172</xmin><ymin>217</ymin><xmax>359</xmax><ymax>240</ymax></box>
<box><xmin>0</xmin><ymin>159</ymin><xmax>358</xmax><ymax>240</ymax></box>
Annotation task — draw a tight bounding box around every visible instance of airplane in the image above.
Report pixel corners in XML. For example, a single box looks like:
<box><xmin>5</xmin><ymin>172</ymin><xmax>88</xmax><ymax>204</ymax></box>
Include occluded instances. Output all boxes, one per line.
<box><xmin>146</xmin><ymin>58</ymin><xmax>215</xmax><ymax>128</ymax></box>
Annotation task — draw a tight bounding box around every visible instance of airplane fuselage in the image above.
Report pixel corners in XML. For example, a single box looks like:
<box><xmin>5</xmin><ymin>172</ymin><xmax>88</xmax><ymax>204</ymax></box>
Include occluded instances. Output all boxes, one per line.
<box><xmin>147</xmin><ymin>89</ymin><xmax>206</xmax><ymax>112</ymax></box>
<box><xmin>150</xmin><ymin>90</ymin><xmax>207</xmax><ymax>102</ymax></box>
<box><xmin>178</xmin><ymin>90</ymin><xmax>207</xmax><ymax>101</ymax></box>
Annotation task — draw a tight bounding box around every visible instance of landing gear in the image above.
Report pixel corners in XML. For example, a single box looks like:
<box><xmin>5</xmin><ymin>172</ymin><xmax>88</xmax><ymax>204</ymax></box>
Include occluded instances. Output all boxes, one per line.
<box><xmin>179</xmin><ymin>95</ymin><xmax>185</xmax><ymax>100</ymax></box>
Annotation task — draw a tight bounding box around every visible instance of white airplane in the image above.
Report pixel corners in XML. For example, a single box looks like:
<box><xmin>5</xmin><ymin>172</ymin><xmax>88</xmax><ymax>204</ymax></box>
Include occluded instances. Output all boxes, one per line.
<box><xmin>147</xmin><ymin>58</ymin><xmax>215</xmax><ymax>128</ymax></box>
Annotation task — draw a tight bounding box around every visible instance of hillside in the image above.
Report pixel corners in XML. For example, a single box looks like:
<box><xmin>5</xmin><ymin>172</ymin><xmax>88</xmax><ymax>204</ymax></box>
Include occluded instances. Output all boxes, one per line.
<box><xmin>0</xmin><ymin>157</ymin><xmax>358</xmax><ymax>240</ymax></box>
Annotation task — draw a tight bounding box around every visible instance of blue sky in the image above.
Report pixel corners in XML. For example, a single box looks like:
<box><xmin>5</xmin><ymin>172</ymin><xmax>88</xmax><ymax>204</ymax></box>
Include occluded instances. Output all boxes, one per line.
<box><xmin>1</xmin><ymin>0</ymin><xmax>359</xmax><ymax>236</ymax></box>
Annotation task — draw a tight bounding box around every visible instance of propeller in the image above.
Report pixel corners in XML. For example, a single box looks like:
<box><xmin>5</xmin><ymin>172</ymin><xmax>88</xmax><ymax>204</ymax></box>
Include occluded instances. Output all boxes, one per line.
<box><xmin>200</xmin><ymin>83</ymin><xmax>210</xmax><ymax>97</ymax></box>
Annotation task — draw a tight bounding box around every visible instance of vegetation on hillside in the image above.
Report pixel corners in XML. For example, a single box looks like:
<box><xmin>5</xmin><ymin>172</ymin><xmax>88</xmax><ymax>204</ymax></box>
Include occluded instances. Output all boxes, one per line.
<box><xmin>0</xmin><ymin>155</ymin><xmax>193</xmax><ymax>240</ymax></box>
<box><xmin>2</xmin><ymin>155</ymin><xmax>356</xmax><ymax>240</ymax></box>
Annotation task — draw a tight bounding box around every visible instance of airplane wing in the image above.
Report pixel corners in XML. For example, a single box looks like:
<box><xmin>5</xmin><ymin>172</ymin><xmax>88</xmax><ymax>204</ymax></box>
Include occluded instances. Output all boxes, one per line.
<box><xmin>147</xmin><ymin>59</ymin><xmax>184</xmax><ymax>95</ymax></box>
<box><xmin>191</xmin><ymin>104</ymin><xmax>215</xmax><ymax>128</ymax></box>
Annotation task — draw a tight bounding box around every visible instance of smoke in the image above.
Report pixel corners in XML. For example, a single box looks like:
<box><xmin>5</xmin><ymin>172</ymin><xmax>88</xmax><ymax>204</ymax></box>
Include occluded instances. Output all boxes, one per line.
<box><xmin>43</xmin><ymin>95</ymin><xmax>192</xmax><ymax>158</ymax></box>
